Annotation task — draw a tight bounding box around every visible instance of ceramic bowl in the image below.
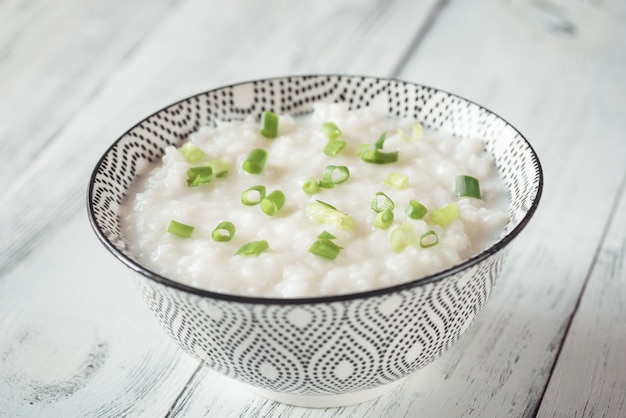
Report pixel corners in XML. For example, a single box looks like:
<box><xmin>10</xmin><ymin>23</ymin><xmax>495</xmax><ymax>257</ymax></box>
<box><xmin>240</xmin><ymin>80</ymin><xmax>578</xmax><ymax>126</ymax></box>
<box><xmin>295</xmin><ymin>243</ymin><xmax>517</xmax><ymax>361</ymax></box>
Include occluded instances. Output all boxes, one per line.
<box><xmin>87</xmin><ymin>75</ymin><xmax>542</xmax><ymax>407</ymax></box>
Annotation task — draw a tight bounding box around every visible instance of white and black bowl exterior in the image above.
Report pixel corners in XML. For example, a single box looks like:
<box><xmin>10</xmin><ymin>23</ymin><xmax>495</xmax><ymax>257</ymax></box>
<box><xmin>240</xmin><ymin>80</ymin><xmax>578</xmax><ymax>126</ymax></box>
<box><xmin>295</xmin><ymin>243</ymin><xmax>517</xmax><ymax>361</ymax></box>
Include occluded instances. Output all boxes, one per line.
<box><xmin>87</xmin><ymin>75</ymin><xmax>542</xmax><ymax>407</ymax></box>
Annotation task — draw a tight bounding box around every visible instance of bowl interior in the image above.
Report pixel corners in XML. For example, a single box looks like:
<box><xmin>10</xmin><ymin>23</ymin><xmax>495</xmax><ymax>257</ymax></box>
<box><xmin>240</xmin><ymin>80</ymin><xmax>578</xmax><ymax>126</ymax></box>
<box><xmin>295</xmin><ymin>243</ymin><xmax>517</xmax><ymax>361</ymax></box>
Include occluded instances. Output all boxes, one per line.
<box><xmin>88</xmin><ymin>74</ymin><xmax>542</xmax><ymax>302</ymax></box>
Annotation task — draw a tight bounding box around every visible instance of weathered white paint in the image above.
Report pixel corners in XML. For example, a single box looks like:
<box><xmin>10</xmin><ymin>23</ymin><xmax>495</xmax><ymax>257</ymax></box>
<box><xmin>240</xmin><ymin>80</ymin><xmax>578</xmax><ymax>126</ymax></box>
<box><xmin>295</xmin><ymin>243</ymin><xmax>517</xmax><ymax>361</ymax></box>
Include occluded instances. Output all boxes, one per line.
<box><xmin>1</xmin><ymin>0</ymin><xmax>625</xmax><ymax>416</ymax></box>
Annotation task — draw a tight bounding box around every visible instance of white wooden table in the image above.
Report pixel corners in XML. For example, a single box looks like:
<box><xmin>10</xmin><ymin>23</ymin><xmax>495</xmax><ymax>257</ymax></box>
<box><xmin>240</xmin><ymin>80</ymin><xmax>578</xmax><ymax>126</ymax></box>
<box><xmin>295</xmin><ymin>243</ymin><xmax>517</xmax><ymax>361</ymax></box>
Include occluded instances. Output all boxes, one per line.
<box><xmin>1</xmin><ymin>0</ymin><xmax>625</xmax><ymax>416</ymax></box>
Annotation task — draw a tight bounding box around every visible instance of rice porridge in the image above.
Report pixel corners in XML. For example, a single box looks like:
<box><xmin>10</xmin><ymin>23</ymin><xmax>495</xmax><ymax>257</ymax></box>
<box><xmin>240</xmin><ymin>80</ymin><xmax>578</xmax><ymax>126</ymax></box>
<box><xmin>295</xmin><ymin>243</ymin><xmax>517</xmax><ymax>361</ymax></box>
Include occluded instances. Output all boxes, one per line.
<box><xmin>122</xmin><ymin>103</ymin><xmax>509</xmax><ymax>297</ymax></box>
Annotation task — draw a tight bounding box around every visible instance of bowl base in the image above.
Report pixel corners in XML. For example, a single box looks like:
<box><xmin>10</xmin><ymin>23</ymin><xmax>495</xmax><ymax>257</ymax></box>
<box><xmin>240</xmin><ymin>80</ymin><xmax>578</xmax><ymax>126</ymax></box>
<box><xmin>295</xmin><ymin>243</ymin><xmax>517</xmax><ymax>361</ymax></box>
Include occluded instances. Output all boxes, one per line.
<box><xmin>245</xmin><ymin>378</ymin><xmax>406</xmax><ymax>408</ymax></box>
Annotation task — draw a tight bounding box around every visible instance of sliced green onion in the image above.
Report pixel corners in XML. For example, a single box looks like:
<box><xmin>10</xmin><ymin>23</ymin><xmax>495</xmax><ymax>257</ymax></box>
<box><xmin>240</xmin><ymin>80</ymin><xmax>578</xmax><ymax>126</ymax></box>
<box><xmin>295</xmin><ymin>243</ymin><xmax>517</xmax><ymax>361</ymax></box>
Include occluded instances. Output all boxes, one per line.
<box><xmin>306</xmin><ymin>200</ymin><xmax>355</xmax><ymax>231</ymax></box>
<box><xmin>241</xmin><ymin>185</ymin><xmax>267</xmax><ymax>206</ymax></box>
<box><xmin>430</xmin><ymin>202</ymin><xmax>461</xmax><ymax>228</ymax></box>
<box><xmin>371</xmin><ymin>191</ymin><xmax>395</xmax><ymax>213</ymax></box>
<box><xmin>374</xmin><ymin>132</ymin><xmax>388</xmax><ymax>149</ymax></box>
<box><xmin>302</xmin><ymin>178</ymin><xmax>321</xmax><ymax>195</ymax></box>
<box><xmin>359</xmin><ymin>132</ymin><xmax>399</xmax><ymax>164</ymax></box>
<box><xmin>207</xmin><ymin>158</ymin><xmax>229</xmax><ymax>178</ymax></box>
<box><xmin>179</xmin><ymin>142</ymin><xmax>205</xmax><ymax>163</ymax></box>
<box><xmin>167</xmin><ymin>220</ymin><xmax>194</xmax><ymax>238</ymax></box>
<box><xmin>322</xmin><ymin>165</ymin><xmax>350</xmax><ymax>185</ymax></box>
<box><xmin>374</xmin><ymin>210</ymin><xmax>394</xmax><ymax>229</ymax></box>
<box><xmin>361</xmin><ymin>148</ymin><xmax>399</xmax><ymax>164</ymax></box>
<box><xmin>212</xmin><ymin>221</ymin><xmax>236</xmax><ymax>242</ymax></box>
<box><xmin>383</xmin><ymin>172</ymin><xmax>409</xmax><ymax>189</ymax></box>
<box><xmin>406</xmin><ymin>200</ymin><xmax>428</xmax><ymax>220</ymax></box>
<box><xmin>318</xmin><ymin>179</ymin><xmax>335</xmax><ymax>189</ymax></box>
<box><xmin>390</xmin><ymin>221</ymin><xmax>417</xmax><ymax>253</ymax></box>
<box><xmin>324</xmin><ymin>139</ymin><xmax>346</xmax><ymax>157</ymax></box>
<box><xmin>309</xmin><ymin>238</ymin><xmax>342</xmax><ymax>260</ymax></box>
<box><xmin>320</xmin><ymin>122</ymin><xmax>342</xmax><ymax>140</ymax></box>
<box><xmin>397</xmin><ymin>123</ymin><xmax>424</xmax><ymax>142</ymax></box>
<box><xmin>236</xmin><ymin>240</ymin><xmax>269</xmax><ymax>256</ymax></box>
<box><xmin>455</xmin><ymin>175</ymin><xmax>481</xmax><ymax>199</ymax></box>
<box><xmin>261</xmin><ymin>190</ymin><xmax>286</xmax><ymax>216</ymax></box>
<box><xmin>242</xmin><ymin>148</ymin><xmax>267</xmax><ymax>174</ymax></box>
<box><xmin>260</xmin><ymin>111</ymin><xmax>279</xmax><ymax>139</ymax></box>
<box><xmin>317</xmin><ymin>231</ymin><xmax>337</xmax><ymax>240</ymax></box>
<box><xmin>419</xmin><ymin>230</ymin><xmax>439</xmax><ymax>248</ymax></box>
<box><xmin>186</xmin><ymin>165</ymin><xmax>213</xmax><ymax>187</ymax></box>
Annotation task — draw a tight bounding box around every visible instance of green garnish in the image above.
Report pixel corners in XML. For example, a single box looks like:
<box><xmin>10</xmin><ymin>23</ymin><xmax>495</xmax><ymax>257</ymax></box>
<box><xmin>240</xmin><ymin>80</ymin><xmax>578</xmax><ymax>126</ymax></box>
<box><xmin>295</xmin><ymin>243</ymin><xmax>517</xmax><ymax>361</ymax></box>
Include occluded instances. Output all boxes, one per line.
<box><xmin>319</xmin><ymin>165</ymin><xmax>350</xmax><ymax>188</ymax></box>
<box><xmin>242</xmin><ymin>148</ymin><xmax>268</xmax><ymax>174</ymax></box>
<box><xmin>360</xmin><ymin>132</ymin><xmax>399</xmax><ymax>164</ymax></box>
<box><xmin>212</xmin><ymin>221</ymin><xmax>236</xmax><ymax>242</ymax></box>
<box><xmin>207</xmin><ymin>158</ymin><xmax>229</xmax><ymax>177</ymax></box>
<box><xmin>320</xmin><ymin>122</ymin><xmax>342</xmax><ymax>140</ymax></box>
<box><xmin>383</xmin><ymin>172</ymin><xmax>409</xmax><ymax>189</ymax></box>
<box><xmin>419</xmin><ymin>230</ymin><xmax>439</xmax><ymax>248</ymax></box>
<box><xmin>374</xmin><ymin>210</ymin><xmax>394</xmax><ymax>229</ymax></box>
<box><xmin>397</xmin><ymin>123</ymin><xmax>424</xmax><ymax>142</ymax></box>
<box><xmin>309</xmin><ymin>230</ymin><xmax>343</xmax><ymax>260</ymax></box>
<box><xmin>167</xmin><ymin>220</ymin><xmax>194</xmax><ymax>238</ymax></box>
<box><xmin>236</xmin><ymin>240</ymin><xmax>269</xmax><ymax>256</ymax></box>
<box><xmin>406</xmin><ymin>200</ymin><xmax>428</xmax><ymax>220</ymax></box>
<box><xmin>324</xmin><ymin>139</ymin><xmax>346</xmax><ymax>157</ymax></box>
<box><xmin>389</xmin><ymin>221</ymin><xmax>417</xmax><ymax>253</ymax></box>
<box><xmin>455</xmin><ymin>175</ymin><xmax>481</xmax><ymax>199</ymax></box>
<box><xmin>241</xmin><ymin>185</ymin><xmax>267</xmax><ymax>206</ymax></box>
<box><xmin>430</xmin><ymin>202</ymin><xmax>461</xmax><ymax>227</ymax></box>
<box><xmin>261</xmin><ymin>190</ymin><xmax>286</xmax><ymax>216</ymax></box>
<box><xmin>186</xmin><ymin>166</ymin><xmax>213</xmax><ymax>187</ymax></box>
<box><xmin>179</xmin><ymin>142</ymin><xmax>205</xmax><ymax>163</ymax></box>
<box><xmin>371</xmin><ymin>191</ymin><xmax>394</xmax><ymax>213</ymax></box>
<box><xmin>302</xmin><ymin>178</ymin><xmax>321</xmax><ymax>195</ymax></box>
<box><xmin>260</xmin><ymin>111</ymin><xmax>279</xmax><ymax>139</ymax></box>
<box><xmin>306</xmin><ymin>200</ymin><xmax>355</xmax><ymax>231</ymax></box>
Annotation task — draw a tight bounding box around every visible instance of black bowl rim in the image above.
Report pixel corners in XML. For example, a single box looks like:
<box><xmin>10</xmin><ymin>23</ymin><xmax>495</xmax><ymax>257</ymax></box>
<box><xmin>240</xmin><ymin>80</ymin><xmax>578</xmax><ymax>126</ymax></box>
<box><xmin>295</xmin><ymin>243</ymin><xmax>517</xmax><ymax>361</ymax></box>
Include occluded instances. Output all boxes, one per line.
<box><xmin>87</xmin><ymin>74</ymin><xmax>543</xmax><ymax>305</ymax></box>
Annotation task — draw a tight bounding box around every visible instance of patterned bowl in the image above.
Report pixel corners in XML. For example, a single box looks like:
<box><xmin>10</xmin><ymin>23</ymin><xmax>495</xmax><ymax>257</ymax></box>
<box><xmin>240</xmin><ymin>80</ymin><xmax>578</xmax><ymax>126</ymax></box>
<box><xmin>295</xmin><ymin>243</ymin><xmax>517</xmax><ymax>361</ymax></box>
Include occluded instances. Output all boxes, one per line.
<box><xmin>87</xmin><ymin>75</ymin><xmax>542</xmax><ymax>407</ymax></box>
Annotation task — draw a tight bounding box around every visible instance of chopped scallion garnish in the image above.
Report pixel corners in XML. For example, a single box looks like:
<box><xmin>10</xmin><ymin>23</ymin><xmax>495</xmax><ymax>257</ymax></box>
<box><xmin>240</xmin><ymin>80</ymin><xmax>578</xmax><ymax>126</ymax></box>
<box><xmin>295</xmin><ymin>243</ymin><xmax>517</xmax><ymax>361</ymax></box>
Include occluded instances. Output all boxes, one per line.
<box><xmin>261</xmin><ymin>190</ymin><xmax>286</xmax><ymax>216</ymax></box>
<box><xmin>322</xmin><ymin>165</ymin><xmax>350</xmax><ymax>185</ymax></box>
<box><xmin>455</xmin><ymin>175</ymin><xmax>481</xmax><ymax>199</ymax></box>
<box><xmin>320</xmin><ymin>122</ymin><xmax>342</xmax><ymax>140</ymax></box>
<box><xmin>406</xmin><ymin>200</ymin><xmax>428</xmax><ymax>220</ymax></box>
<box><xmin>306</xmin><ymin>200</ymin><xmax>355</xmax><ymax>231</ymax></box>
<box><xmin>302</xmin><ymin>178</ymin><xmax>321</xmax><ymax>195</ymax></box>
<box><xmin>179</xmin><ymin>142</ymin><xmax>205</xmax><ymax>163</ymax></box>
<box><xmin>390</xmin><ymin>222</ymin><xmax>417</xmax><ymax>253</ymax></box>
<box><xmin>207</xmin><ymin>158</ymin><xmax>229</xmax><ymax>177</ymax></box>
<box><xmin>212</xmin><ymin>221</ymin><xmax>236</xmax><ymax>242</ymax></box>
<box><xmin>242</xmin><ymin>148</ymin><xmax>268</xmax><ymax>174</ymax></box>
<box><xmin>241</xmin><ymin>185</ymin><xmax>267</xmax><ymax>206</ymax></box>
<box><xmin>374</xmin><ymin>210</ymin><xmax>394</xmax><ymax>229</ymax></box>
<box><xmin>419</xmin><ymin>230</ymin><xmax>439</xmax><ymax>248</ymax></box>
<box><xmin>167</xmin><ymin>220</ymin><xmax>194</xmax><ymax>239</ymax></box>
<box><xmin>309</xmin><ymin>230</ymin><xmax>343</xmax><ymax>260</ymax></box>
<box><xmin>236</xmin><ymin>240</ymin><xmax>269</xmax><ymax>256</ymax></box>
<box><xmin>361</xmin><ymin>148</ymin><xmax>399</xmax><ymax>164</ymax></box>
<box><xmin>383</xmin><ymin>172</ymin><xmax>409</xmax><ymax>189</ymax></box>
<box><xmin>430</xmin><ymin>202</ymin><xmax>461</xmax><ymax>227</ymax></box>
<box><xmin>397</xmin><ymin>123</ymin><xmax>424</xmax><ymax>142</ymax></box>
<box><xmin>186</xmin><ymin>166</ymin><xmax>213</xmax><ymax>187</ymax></box>
<box><xmin>324</xmin><ymin>139</ymin><xmax>346</xmax><ymax>157</ymax></box>
<box><xmin>260</xmin><ymin>111</ymin><xmax>279</xmax><ymax>139</ymax></box>
<box><xmin>371</xmin><ymin>191</ymin><xmax>394</xmax><ymax>213</ymax></box>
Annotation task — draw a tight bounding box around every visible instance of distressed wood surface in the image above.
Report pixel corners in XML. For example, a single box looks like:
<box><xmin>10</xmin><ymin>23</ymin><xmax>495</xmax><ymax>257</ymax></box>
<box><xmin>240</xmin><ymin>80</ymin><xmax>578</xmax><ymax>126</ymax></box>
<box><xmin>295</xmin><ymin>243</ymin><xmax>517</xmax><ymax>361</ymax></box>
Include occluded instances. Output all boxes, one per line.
<box><xmin>1</xmin><ymin>0</ymin><xmax>625</xmax><ymax>416</ymax></box>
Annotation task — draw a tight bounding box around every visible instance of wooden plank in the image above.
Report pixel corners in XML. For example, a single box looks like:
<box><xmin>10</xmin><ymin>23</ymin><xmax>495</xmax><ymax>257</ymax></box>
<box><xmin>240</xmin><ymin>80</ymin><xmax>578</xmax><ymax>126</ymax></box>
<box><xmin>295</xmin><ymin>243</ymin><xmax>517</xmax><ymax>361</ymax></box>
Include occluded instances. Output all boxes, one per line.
<box><xmin>0</xmin><ymin>0</ymin><xmax>179</xmax><ymax>275</ymax></box>
<box><xmin>0</xmin><ymin>214</ymin><xmax>200</xmax><ymax>417</ymax></box>
<box><xmin>537</xmin><ymin>175</ymin><xmax>626</xmax><ymax>417</ymax></box>
<box><xmin>388</xmin><ymin>0</ymin><xmax>626</xmax><ymax>416</ymax></box>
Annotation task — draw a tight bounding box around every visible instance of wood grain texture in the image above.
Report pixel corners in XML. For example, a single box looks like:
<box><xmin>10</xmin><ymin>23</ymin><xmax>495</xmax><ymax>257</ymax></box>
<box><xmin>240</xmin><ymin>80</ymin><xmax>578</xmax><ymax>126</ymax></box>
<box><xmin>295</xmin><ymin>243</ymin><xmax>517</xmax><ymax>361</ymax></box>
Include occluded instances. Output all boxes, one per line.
<box><xmin>537</xmin><ymin>174</ymin><xmax>626</xmax><ymax>417</ymax></box>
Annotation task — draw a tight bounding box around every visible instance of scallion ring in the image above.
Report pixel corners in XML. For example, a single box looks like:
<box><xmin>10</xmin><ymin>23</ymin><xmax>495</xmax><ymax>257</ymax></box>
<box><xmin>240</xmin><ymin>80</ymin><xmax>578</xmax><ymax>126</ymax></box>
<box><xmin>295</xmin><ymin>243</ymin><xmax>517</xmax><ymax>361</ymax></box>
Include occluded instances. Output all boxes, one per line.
<box><xmin>242</xmin><ymin>148</ymin><xmax>268</xmax><ymax>174</ymax></box>
<box><xmin>302</xmin><ymin>178</ymin><xmax>321</xmax><ymax>195</ymax></box>
<box><xmin>241</xmin><ymin>185</ymin><xmax>267</xmax><ymax>206</ymax></box>
<box><xmin>212</xmin><ymin>221</ymin><xmax>236</xmax><ymax>242</ymax></box>
<box><xmin>419</xmin><ymin>230</ymin><xmax>439</xmax><ymax>248</ymax></box>
<box><xmin>320</xmin><ymin>122</ymin><xmax>342</xmax><ymax>140</ymax></box>
<box><xmin>260</xmin><ymin>111</ymin><xmax>279</xmax><ymax>139</ymax></box>
<box><xmin>186</xmin><ymin>165</ymin><xmax>213</xmax><ymax>187</ymax></box>
<box><xmin>179</xmin><ymin>142</ymin><xmax>205</xmax><ymax>163</ymax></box>
<box><xmin>261</xmin><ymin>190</ymin><xmax>286</xmax><ymax>216</ymax></box>
<box><xmin>236</xmin><ymin>240</ymin><xmax>269</xmax><ymax>256</ymax></box>
<box><xmin>371</xmin><ymin>191</ymin><xmax>394</xmax><ymax>213</ymax></box>
<box><xmin>383</xmin><ymin>172</ymin><xmax>409</xmax><ymax>189</ymax></box>
<box><xmin>430</xmin><ymin>202</ymin><xmax>461</xmax><ymax>227</ymax></box>
<box><xmin>167</xmin><ymin>220</ymin><xmax>194</xmax><ymax>239</ymax></box>
<box><xmin>374</xmin><ymin>210</ymin><xmax>394</xmax><ymax>229</ymax></box>
<box><xmin>322</xmin><ymin>165</ymin><xmax>350</xmax><ymax>186</ymax></box>
<box><xmin>455</xmin><ymin>174</ymin><xmax>481</xmax><ymax>199</ymax></box>
<box><xmin>406</xmin><ymin>200</ymin><xmax>428</xmax><ymax>220</ymax></box>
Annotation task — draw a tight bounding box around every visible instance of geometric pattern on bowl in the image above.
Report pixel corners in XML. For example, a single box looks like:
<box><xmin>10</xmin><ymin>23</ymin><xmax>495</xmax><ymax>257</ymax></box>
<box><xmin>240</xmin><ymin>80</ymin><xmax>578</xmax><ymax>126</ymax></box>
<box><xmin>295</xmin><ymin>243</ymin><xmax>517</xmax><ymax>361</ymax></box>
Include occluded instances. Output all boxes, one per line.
<box><xmin>88</xmin><ymin>75</ymin><xmax>542</xmax><ymax>400</ymax></box>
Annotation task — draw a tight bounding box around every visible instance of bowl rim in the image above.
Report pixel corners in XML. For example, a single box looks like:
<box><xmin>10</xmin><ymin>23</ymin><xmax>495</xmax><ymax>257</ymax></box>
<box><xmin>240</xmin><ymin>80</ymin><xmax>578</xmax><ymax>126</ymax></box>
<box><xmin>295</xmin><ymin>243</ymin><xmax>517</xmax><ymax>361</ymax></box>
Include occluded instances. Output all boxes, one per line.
<box><xmin>87</xmin><ymin>74</ymin><xmax>543</xmax><ymax>305</ymax></box>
